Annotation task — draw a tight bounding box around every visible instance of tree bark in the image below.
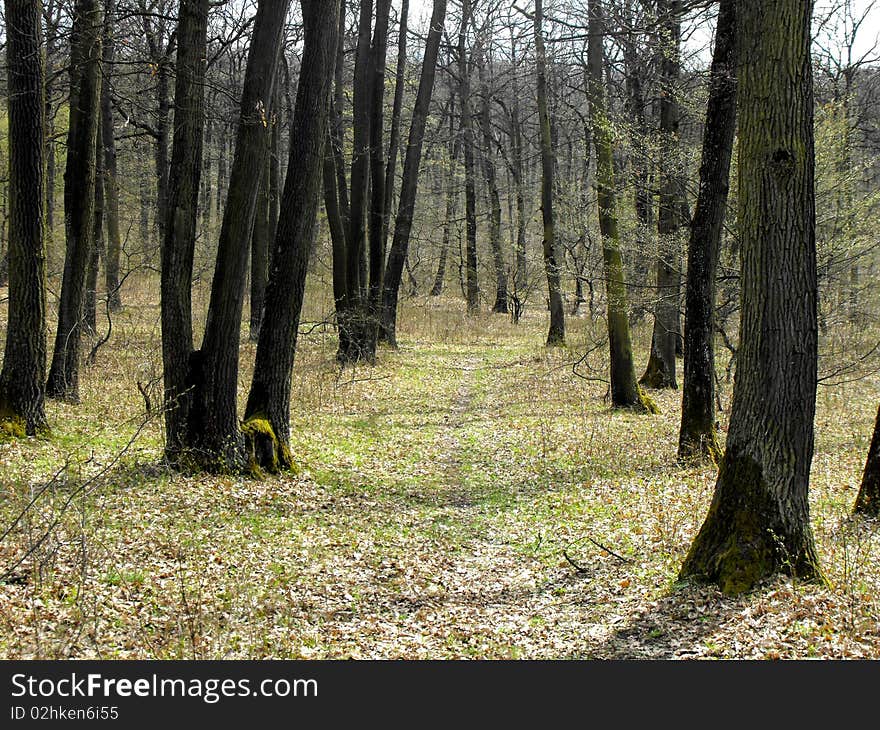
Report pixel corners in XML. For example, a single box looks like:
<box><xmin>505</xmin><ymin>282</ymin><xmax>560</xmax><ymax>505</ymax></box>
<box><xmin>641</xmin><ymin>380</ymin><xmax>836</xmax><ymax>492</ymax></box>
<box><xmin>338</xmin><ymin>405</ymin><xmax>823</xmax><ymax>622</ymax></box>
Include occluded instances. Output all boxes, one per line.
<box><xmin>84</xmin><ymin>116</ymin><xmax>104</xmax><ymax>337</ymax></box>
<box><xmin>159</xmin><ymin>0</ymin><xmax>208</xmax><ymax>463</ymax></box>
<box><xmin>477</xmin><ymin>50</ymin><xmax>508</xmax><ymax>315</ymax></box>
<box><xmin>587</xmin><ymin>0</ymin><xmax>653</xmax><ymax>412</ymax></box>
<box><xmin>186</xmin><ymin>0</ymin><xmax>290</xmax><ymax>471</ymax></box>
<box><xmin>365</xmin><ymin>0</ymin><xmax>393</xmax><ymax>357</ymax></box>
<box><xmin>46</xmin><ymin>0</ymin><xmax>103</xmax><ymax>403</ymax></box>
<box><xmin>243</xmin><ymin>0</ymin><xmax>341</xmax><ymax>473</ymax></box>
<box><xmin>381</xmin><ymin>0</ymin><xmax>448</xmax><ymax>344</ymax></box>
<box><xmin>678</xmin><ymin>0</ymin><xmax>736</xmax><ymax>462</ymax></box>
<box><xmin>338</xmin><ymin>0</ymin><xmax>375</xmax><ymax>363</ymax></box>
<box><xmin>641</xmin><ymin>0</ymin><xmax>683</xmax><ymax>389</ymax></box>
<box><xmin>249</xmin><ymin>133</ymin><xmax>272</xmax><ymax>342</ymax></box>
<box><xmin>680</xmin><ymin>0</ymin><xmax>822</xmax><ymax>594</ymax></box>
<box><xmin>101</xmin><ymin>0</ymin><xmax>123</xmax><ymax>312</ymax></box>
<box><xmin>459</xmin><ymin>0</ymin><xmax>479</xmax><ymax>315</ymax></box>
<box><xmin>535</xmin><ymin>0</ymin><xmax>565</xmax><ymax>345</ymax></box>
<box><xmin>0</xmin><ymin>0</ymin><xmax>48</xmax><ymax>436</ymax></box>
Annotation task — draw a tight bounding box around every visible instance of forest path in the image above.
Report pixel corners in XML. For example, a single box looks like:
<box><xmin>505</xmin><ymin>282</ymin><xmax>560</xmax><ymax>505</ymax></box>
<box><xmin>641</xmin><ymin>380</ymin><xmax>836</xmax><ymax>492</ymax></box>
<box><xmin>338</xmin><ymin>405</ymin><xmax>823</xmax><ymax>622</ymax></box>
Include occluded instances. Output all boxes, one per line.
<box><xmin>4</xmin><ymin>308</ymin><xmax>875</xmax><ymax>659</ymax></box>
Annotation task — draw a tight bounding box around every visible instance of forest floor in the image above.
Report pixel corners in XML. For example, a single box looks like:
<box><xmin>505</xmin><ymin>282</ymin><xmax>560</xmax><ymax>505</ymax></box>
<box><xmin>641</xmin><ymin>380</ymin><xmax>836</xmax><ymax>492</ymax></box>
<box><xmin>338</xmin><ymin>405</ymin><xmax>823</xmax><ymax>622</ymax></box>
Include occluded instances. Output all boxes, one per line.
<box><xmin>1</xmin><ymin>280</ymin><xmax>879</xmax><ymax>659</ymax></box>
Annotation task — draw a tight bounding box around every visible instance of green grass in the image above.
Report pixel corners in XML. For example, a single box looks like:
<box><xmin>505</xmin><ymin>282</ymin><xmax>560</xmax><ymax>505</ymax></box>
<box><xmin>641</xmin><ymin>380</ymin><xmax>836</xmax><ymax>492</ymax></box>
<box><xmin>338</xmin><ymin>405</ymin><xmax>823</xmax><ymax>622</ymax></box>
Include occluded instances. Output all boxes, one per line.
<box><xmin>0</xmin><ymin>276</ymin><xmax>879</xmax><ymax>658</ymax></box>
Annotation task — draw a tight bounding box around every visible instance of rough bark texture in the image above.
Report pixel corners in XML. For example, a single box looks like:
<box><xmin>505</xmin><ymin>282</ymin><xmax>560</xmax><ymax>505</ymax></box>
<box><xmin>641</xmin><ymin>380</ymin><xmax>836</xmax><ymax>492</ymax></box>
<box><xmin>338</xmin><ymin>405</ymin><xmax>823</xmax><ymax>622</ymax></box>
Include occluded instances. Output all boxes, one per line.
<box><xmin>159</xmin><ymin>0</ymin><xmax>208</xmax><ymax>463</ymax></box>
<box><xmin>46</xmin><ymin>0</ymin><xmax>103</xmax><ymax>403</ymax></box>
<box><xmin>678</xmin><ymin>0</ymin><xmax>736</xmax><ymax>462</ymax></box>
<box><xmin>187</xmin><ymin>0</ymin><xmax>289</xmax><ymax>471</ymax></box>
<box><xmin>587</xmin><ymin>0</ymin><xmax>653</xmax><ymax>412</ymax></box>
<box><xmin>854</xmin><ymin>404</ymin><xmax>880</xmax><ymax>516</ymax></box>
<box><xmin>0</xmin><ymin>0</ymin><xmax>48</xmax><ymax>436</ymax></box>
<box><xmin>640</xmin><ymin>0</ymin><xmax>682</xmax><ymax>390</ymax></box>
<box><xmin>535</xmin><ymin>0</ymin><xmax>565</xmax><ymax>346</ymax></box>
<box><xmin>243</xmin><ymin>0</ymin><xmax>340</xmax><ymax>474</ymax></box>
<box><xmin>381</xmin><ymin>0</ymin><xmax>448</xmax><ymax>344</ymax></box>
<box><xmin>680</xmin><ymin>0</ymin><xmax>822</xmax><ymax>594</ymax></box>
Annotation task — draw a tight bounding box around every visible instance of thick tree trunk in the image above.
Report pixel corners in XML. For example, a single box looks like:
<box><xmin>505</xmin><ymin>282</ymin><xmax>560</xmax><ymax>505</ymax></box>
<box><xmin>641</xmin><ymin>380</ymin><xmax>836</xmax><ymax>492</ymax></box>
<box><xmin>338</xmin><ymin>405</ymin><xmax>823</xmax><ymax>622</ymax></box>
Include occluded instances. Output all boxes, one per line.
<box><xmin>680</xmin><ymin>0</ymin><xmax>822</xmax><ymax>594</ymax></box>
<box><xmin>243</xmin><ymin>0</ymin><xmax>340</xmax><ymax>474</ymax></box>
<box><xmin>186</xmin><ymin>0</ymin><xmax>290</xmax><ymax>471</ymax></box>
<box><xmin>155</xmin><ymin>60</ymin><xmax>171</xmax><ymax>242</ymax></box>
<box><xmin>535</xmin><ymin>0</ymin><xmax>565</xmax><ymax>346</ymax></box>
<box><xmin>46</xmin><ymin>0</ymin><xmax>103</xmax><ymax>403</ymax></box>
<box><xmin>587</xmin><ymin>0</ymin><xmax>653</xmax><ymax>412</ymax></box>
<box><xmin>459</xmin><ymin>0</ymin><xmax>479</xmax><ymax>315</ymax></box>
<box><xmin>641</xmin><ymin>0</ymin><xmax>683</xmax><ymax>390</ymax></box>
<box><xmin>101</xmin><ymin>1</ymin><xmax>123</xmax><ymax>313</ymax></box>
<box><xmin>380</xmin><ymin>0</ymin><xmax>448</xmax><ymax>344</ymax></box>
<box><xmin>159</xmin><ymin>0</ymin><xmax>208</xmax><ymax>463</ymax></box>
<box><xmin>0</xmin><ymin>0</ymin><xmax>48</xmax><ymax>436</ymax></box>
<box><xmin>678</xmin><ymin>0</ymin><xmax>736</xmax><ymax>462</ymax></box>
<box><xmin>854</xmin><ymin>404</ymin><xmax>880</xmax><ymax>516</ymax></box>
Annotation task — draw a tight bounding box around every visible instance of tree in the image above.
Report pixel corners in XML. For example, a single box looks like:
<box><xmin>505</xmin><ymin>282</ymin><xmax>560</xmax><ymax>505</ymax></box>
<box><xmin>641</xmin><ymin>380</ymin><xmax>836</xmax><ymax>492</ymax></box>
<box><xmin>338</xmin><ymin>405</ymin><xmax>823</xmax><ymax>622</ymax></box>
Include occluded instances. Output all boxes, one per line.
<box><xmin>243</xmin><ymin>0</ymin><xmax>342</xmax><ymax>473</ymax></box>
<box><xmin>535</xmin><ymin>0</ymin><xmax>565</xmax><ymax>346</ymax></box>
<box><xmin>46</xmin><ymin>0</ymin><xmax>103</xmax><ymax>403</ymax></box>
<box><xmin>160</xmin><ymin>0</ymin><xmax>209</xmax><ymax>463</ymax></box>
<box><xmin>854</xmin><ymin>404</ymin><xmax>880</xmax><ymax>515</ymax></box>
<box><xmin>680</xmin><ymin>0</ymin><xmax>822</xmax><ymax>594</ymax></box>
<box><xmin>459</xmin><ymin>0</ymin><xmax>480</xmax><ymax>315</ymax></box>
<box><xmin>640</xmin><ymin>0</ymin><xmax>683</xmax><ymax>389</ymax></box>
<box><xmin>678</xmin><ymin>0</ymin><xmax>737</xmax><ymax>462</ymax></box>
<box><xmin>185</xmin><ymin>0</ymin><xmax>290</xmax><ymax>470</ymax></box>
<box><xmin>101</xmin><ymin>0</ymin><xmax>124</xmax><ymax>312</ymax></box>
<box><xmin>587</xmin><ymin>0</ymin><xmax>654</xmax><ymax>412</ymax></box>
<box><xmin>381</xmin><ymin>0</ymin><xmax>449</xmax><ymax>345</ymax></box>
<box><xmin>0</xmin><ymin>0</ymin><xmax>48</xmax><ymax>437</ymax></box>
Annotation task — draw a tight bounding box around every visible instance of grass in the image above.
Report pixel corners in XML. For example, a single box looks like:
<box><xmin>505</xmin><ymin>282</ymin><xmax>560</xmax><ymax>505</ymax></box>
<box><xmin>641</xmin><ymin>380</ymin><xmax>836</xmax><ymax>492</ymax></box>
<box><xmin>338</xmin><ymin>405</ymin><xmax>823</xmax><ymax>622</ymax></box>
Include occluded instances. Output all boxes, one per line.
<box><xmin>0</xmin><ymin>275</ymin><xmax>879</xmax><ymax>659</ymax></box>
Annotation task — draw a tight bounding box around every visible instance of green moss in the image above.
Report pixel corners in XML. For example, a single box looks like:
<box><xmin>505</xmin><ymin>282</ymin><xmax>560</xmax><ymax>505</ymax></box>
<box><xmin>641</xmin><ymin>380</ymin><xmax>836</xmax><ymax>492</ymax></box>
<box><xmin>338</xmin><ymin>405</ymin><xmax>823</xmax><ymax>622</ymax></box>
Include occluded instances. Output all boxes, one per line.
<box><xmin>637</xmin><ymin>388</ymin><xmax>660</xmax><ymax>415</ymax></box>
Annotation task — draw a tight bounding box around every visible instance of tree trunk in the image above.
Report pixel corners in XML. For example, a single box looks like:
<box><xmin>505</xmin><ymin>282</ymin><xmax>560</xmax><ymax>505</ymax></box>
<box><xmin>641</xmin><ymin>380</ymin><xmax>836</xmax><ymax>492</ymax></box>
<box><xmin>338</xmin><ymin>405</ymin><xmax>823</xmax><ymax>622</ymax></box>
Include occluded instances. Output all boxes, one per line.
<box><xmin>459</xmin><ymin>0</ymin><xmax>479</xmax><ymax>315</ymax></box>
<box><xmin>854</xmin><ymin>404</ymin><xmax>880</xmax><ymax>516</ymax></box>
<box><xmin>680</xmin><ymin>0</ymin><xmax>822</xmax><ymax>595</ymax></box>
<box><xmin>186</xmin><ymin>0</ymin><xmax>290</xmax><ymax>471</ymax></box>
<box><xmin>46</xmin><ymin>0</ymin><xmax>103</xmax><ymax>403</ymax></box>
<box><xmin>535</xmin><ymin>0</ymin><xmax>565</xmax><ymax>346</ymax></box>
<box><xmin>365</xmin><ymin>0</ymin><xmax>393</xmax><ymax>357</ymax></box>
<box><xmin>243</xmin><ymin>0</ymin><xmax>340</xmax><ymax>474</ymax></box>
<box><xmin>641</xmin><ymin>0</ymin><xmax>683</xmax><ymax>389</ymax></box>
<box><xmin>101</xmin><ymin>0</ymin><xmax>123</xmax><ymax>313</ymax></box>
<box><xmin>678</xmin><ymin>0</ymin><xmax>736</xmax><ymax>462</ymax></box>
<box><xmin>477</xmin><ymin>52</ymin><xmax>508</xmax><ymax>315</ymax></box>
<box><xmin>587</xmin><ymin>0</ymin><xmax>653</xmax><ymax>412</ymax></box>
<box><xmin>327</xmin><ymin>0</ymin><xmax>349</xmax><ymax>315</ymax></box>
<box><xmin>159</xmin><ymin>0</ymin><xmax>208</xmax><ymax>463</ymax></box>
<box><xmin>381</xmin><ymin>0</ymin><xmax>448</xmax><ymax>344</ymax></box>
<box><xmin>338</xmin><ymin>0</ymin><xmax>375</xmax><ymax>363</ymax></box>
<box><xmin>0</xmin><ymin>0</ymin><xmax>48</xmax><ymax>436</ymax></box>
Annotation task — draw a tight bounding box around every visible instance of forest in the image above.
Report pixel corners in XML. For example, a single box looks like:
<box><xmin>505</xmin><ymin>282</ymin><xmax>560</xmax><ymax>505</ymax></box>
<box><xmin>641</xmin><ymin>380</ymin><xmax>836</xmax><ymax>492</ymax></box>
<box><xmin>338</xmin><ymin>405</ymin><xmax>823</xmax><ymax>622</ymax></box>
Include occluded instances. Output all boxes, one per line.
<box><xmin>0</xmin><ymin>0</ymin><xmax>879</xmax><ymax>660</ymax></box>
